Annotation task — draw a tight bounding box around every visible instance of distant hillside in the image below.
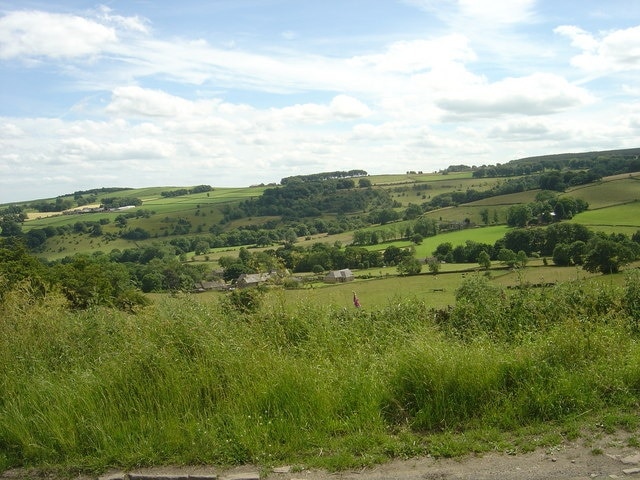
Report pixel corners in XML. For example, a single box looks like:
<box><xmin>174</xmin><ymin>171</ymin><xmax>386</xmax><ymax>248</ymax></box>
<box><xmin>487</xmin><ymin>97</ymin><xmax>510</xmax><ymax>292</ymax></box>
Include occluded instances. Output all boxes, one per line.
<box><xmin>0</xmin><ymin>148</ymin><xmax>638</xmax><ymax>263</ymax></box>
<box><xmin>509</xmin><ymin>147</ymin><xmax>640</xmax><ymax>165</ymax></box>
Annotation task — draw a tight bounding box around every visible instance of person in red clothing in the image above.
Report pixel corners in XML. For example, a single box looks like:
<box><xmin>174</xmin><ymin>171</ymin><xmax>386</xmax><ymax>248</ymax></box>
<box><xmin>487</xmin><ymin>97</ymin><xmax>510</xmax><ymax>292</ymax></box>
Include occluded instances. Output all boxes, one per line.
<box><xmin>353</xmin><ymin>291</ymin><xmax>361</xmax><ymax>308</ymax></box>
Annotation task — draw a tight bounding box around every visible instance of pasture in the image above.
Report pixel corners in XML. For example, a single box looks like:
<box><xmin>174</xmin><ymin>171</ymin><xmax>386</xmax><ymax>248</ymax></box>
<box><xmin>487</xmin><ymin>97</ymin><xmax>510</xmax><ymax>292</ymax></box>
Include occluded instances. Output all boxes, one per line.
<box><xmin>362</xmin><ymin>225</ymin><xmax>510</xmax><ymax>259</ymax></box>
<box><xmin>566</xmin><ymin>174</ymin><xmax>640</xmax><ymax>209</ymax></box>
<box><xmin>569</xmin><ymin>202</ymin><xmax>640</xmax><ymax>236</ymax></box>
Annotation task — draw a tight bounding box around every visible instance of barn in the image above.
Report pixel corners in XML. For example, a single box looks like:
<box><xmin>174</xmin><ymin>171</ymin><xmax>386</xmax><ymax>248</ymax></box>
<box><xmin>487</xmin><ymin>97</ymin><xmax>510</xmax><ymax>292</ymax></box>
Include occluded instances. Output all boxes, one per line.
<box><xmin>323</xmin><ymin>269</ymin><xmax>355</xmax><ymax>283</ymax></box>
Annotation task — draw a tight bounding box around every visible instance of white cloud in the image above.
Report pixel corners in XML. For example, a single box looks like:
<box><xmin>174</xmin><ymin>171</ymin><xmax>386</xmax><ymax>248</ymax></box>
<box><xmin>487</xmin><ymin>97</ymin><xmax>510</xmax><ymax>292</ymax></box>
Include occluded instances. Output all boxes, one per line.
<box><xmin>106</xmin><ymin>86</ymin><xmax>215</xmax><ymax>117</ymax></box>
<box><xmin>276</xmin><ymin>95</ymin><xmax>371</xmax><ymax>124</ymax></box>
<box><xmin>556</xmin><ymin>24</ymin><xmax>640</xmax><ymax>73</ymax></box>
<box><xmin>2</xmin><ymin>3</ymin><xmax>639</xmax><ymax>203</ymax></box>
<box><xmin>329</xmin><ymin>95</ymin><xmax>372</xmax><ymax>119</ymax></box>
<box><xmin>437</xmin><ymin>73</ymin><xmax>594</xmax><ymax>118</ymax></box>
<box><xmin>348</xmin><ymin>34</ymin><xmax>475</xmax><ymax>73</ymax></box>
<box><xmin>96</xmin><ymin>5</ymin><xmax>149</xmax><ymax>34</ymax></box>
<box><xmin>554</xmin><ymin>25</ymin><xmax>598</xmax><ymax>51</ymax></box>
<box><xmin>0</xmin><ymin>10</ymin><xmax>116</xmax><ymax>59</ymax></box>
<box><xmin>0</xmin><ymin>122</ymin><xmax>24</xmax><ymax>137</ymax></box>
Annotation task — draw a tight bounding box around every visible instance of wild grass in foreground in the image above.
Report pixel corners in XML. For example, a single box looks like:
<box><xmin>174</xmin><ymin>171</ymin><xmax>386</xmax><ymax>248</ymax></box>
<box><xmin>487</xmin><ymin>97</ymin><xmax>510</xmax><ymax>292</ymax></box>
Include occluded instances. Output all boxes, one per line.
<box><xmin>1</xmin><ymin>270</ymin><xmax>640</xmax><ymax>473</ymax></box>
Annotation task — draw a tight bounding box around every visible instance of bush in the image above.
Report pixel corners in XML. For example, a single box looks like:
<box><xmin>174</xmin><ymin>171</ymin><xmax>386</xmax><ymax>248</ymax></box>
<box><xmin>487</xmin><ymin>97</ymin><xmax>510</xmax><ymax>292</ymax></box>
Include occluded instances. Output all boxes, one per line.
<box><xmin>624</xmin><ymin>269</ymin><xmax>640</xmax><ymax>330</ymax></box>
<box><xmin>223</xmin><ymin>287</ymin><xmax>265</xmax><ymax>313</ymax></box>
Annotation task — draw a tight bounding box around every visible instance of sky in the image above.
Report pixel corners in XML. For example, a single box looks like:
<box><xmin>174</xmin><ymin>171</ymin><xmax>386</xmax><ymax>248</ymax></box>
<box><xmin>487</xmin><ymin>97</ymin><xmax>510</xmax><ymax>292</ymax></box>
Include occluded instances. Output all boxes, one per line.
<box><xmin>1</xmin><ymin>1</ymin><xmax>640</xmax><ymax>204</ymax></box>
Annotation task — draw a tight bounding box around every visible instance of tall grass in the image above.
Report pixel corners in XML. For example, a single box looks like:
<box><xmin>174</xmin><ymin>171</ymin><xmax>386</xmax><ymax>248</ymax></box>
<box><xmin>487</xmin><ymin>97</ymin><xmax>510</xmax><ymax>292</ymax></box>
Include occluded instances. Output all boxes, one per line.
<box><xmin>2</xmin><ymin>272</ymin><xmax>640</xmax><ymax>472</ymax></box>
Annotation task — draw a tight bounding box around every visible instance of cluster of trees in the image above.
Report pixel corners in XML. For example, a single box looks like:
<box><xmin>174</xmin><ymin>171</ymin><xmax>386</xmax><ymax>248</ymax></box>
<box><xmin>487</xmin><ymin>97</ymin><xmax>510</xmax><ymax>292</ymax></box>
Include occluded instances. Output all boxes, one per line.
<box><xmin>432</xmin><ymin>224</ymin><xmax>640</xmax><ymax>275</ymax></box>
<box><xmin>101</xmin><ymin>196</ymin><xmax>143</xmax><ymax>208</ymax></box>
<box><xmin>552</xmin><ymin>231</ymin><xmax>640</xmax><ymax>274</ymax></box>
<box><xmin>352</xmin><ymin>217</ymin><xmax>438</xmax><ymax>246</ymax></box>
<box><xmin>28</xmin><ymin>197</ymin><xmax>76</xmax><ymax>212</ymax></box>
<box><xmin>0</xmin><ymin>238</ymin><xmax>216</xmax><ymax>310</ymax></box>
<box><xmin>506</xmin><ymin>193</ymin><xmax>588</xmax><ymax>227</ymax></box>
<box><xmin>160</xmin><ymin>185</ymin><xmax>213</xmax><ymax>197</ymax></box>
<box><xmin>0</xmin><ymin>205</ymin><xmax>27</xmax><ymax>238</ymax></box>
<box><xmin>0</xmin><ymin>239</ymin><xmax>150</xmax><ymax>311</ymax></box>
<box><xmin>236</xmin><ymin>179</ymin><xmax>394</xmax><ymax>220</ymax></box>
<box><xmin>25</xmin><ymin>188</ymin><xmax>129</xmax><ymax>213</ymax></box>
<box><xmin>280</xmin><ymin>170</ymin><xmax>368</xmax><ymax>184</ymax></box>
<box><xmin>216</xmin><ymin>241</ymin><xmax>421</xmax><ymax>281</ymax></box>
<box><xmin>472</xmin><ymin>148</ymin><xmax>640</xmax><ymax>179</ymax></box>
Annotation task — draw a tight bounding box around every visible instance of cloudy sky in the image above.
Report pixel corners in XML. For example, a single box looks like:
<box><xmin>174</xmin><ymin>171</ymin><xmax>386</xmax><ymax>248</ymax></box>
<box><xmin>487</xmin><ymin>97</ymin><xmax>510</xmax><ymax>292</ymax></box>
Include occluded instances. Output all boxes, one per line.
<box><xmin>1</xmin><ymin>0</ymin><xmax>640</xmax><ymax>203</ymax></box>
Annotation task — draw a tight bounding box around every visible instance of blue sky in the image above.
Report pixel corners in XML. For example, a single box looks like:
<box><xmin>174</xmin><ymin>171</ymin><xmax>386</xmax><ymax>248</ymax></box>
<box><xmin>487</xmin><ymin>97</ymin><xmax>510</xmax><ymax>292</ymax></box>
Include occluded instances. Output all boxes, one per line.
<box><xmin>1</xmin><ymin>0</ymin><xmax>640</xmax><ymax>203</ymax></box>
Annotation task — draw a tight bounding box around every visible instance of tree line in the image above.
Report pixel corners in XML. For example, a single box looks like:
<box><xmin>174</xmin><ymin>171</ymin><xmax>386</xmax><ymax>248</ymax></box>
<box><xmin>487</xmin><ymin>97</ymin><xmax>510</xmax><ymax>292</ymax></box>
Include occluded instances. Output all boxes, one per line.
<box><xmin>432</xmin><ymin>223</ymin><xmax>640</xmax><ymax>274</ymax></box>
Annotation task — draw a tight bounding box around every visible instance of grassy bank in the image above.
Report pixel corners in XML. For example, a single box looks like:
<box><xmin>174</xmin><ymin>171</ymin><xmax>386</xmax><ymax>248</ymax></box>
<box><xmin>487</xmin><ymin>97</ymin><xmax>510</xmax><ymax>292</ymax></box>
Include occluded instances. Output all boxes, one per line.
<box><xmin>1</xmin><ymin>270</ymin><xmax>640</xmax><ymax>473</ymax></box>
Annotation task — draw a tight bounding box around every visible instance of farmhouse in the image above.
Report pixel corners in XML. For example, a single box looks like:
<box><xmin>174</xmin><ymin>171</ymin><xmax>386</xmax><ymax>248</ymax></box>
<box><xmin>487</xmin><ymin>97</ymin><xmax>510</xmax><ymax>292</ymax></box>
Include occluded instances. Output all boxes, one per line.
<box><xmin>236</xmin><ymin>272</ymin><xmax>274</xmax><ymax>288</ymax></box>
<box><xmin>324</xmin><ymin>269</ymin><xmax>355</xmax><ymax>284</ymax></box>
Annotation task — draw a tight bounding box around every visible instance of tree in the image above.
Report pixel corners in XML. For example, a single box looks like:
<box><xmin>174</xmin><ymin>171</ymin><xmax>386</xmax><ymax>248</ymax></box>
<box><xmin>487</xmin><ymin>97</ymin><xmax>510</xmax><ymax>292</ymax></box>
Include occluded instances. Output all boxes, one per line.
<box><xmin>383</xmin><ymin>245</ymin><xmax>402</xmax><ymax>265</ymax></box>
<box><xmin>194</xmin><ymin>240</ymin><xmax>210</xmax><ymax>255</ymax></box>
<box><xmin>552</xmin><ymin>243</ymin><xmax>571</xmax><ymax>266</ymax></box>
<box><xmin>569</xmin><ymin>240</ymin><xmax>586</xmax><ymax>265</ymax></box>
<box><xmin>397</xmin><ymin>257</ymin><xmax>422</xmax><ymax>276</ymax></box>
<box><xmin>0</xmin><ymin>238</ymin><xmax>49</xmax><ymax>303</ymax></box>
<box><xmin>141</xmin><ymin>272</ymin><xmax>164</xmax><ymax>292</ymax></box>
<box><xmin>503</xmin><ymin>229</ymin><xmax>534</xmax><ymax>256</ymax></box>
<box><xmin>516</xmin><ymin>250</ymin><xmax>528</xmax><ymax>268</ymax></box>
<box><xmin>0</xmin><ymin>217</ymin><xmax>23</xmax><ymax>237</ymax></box>
<box><xmin>477</xmin><ymin>250</ymin><xmax>491</xmax><ymax>270</ymax></box>
<box><xmin>413</xmin><ymin>217</ymin><xmax>437</xmax><ymax>237</ymax></box>
<box><xmin>223</xmin><ymin>262</ymin><xmax>252</xmax><ymax>282</ymax></box>
<box><xmin>583</xmin><ymin>239</ymin><xmax>630</xmax><ymax>274</ymax></box>
<box><xmin>404</xmin><ymin>203</ymin><xmax>422</xmax><ymax>220</ymax></box>
<box><xmin>506</xmin><ymin>205</ymin><xmax>532</xmax><ymax>228</ymax></box>
<box><xmin>480</xmin><ymin>208</ymin><xmax>490</xmax><ymax>225</ymax></box>
<box><xmin>433</xmin><ymin>242</ymin><xmax>453</xmax><ymax>261</ymax></box>
<box><xmin>426</xmin><ymin>257</ymin><xmax>441</xmax><ymax>274</ymax></box>
<box><xmin>497</xmin><ymin>248</ymin><xmax>518</xmax><ymax>268</ymax></box>
<box><xmin>358</xmin><ymin>178</ymin><xmax>372</xmax><ymax>188</ymax></box>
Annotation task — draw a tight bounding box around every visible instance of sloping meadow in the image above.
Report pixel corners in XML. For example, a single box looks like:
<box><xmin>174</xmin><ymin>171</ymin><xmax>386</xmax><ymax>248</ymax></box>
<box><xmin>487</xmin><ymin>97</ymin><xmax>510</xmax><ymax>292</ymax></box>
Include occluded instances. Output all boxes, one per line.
<box><xmin>1</xmin><ymin>270</ymin><xmax>640</xmax><ymax>472</ymax></box>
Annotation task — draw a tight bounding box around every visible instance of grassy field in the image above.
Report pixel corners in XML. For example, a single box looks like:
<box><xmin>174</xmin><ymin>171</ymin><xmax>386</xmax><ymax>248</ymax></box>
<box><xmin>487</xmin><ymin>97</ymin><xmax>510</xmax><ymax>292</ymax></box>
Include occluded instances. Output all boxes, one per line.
<box><xmin>566</xmin><ymin>174</ymin><xmax>640</xmax><ymax>209</ymax></box>
<box><xmin>569</xmin><ymin>202</ymin><xmax>640</xmax><ymax>235</ymax></box>
<box><xmin>362</xmin><ymin>225</ymin><xmax>511</xmax><ymax>259</ymax></box>
<box><xmin>189</xmin><ymin>257</ymin><xmax>638</xmax><ymax>314</ymax></box>
<box><xmin>4</xmin><ymin>169</ymin><xmax>640</xmax><ymax>475</ymax></box>
<box><xmin>3</xmin><ymin>267</ymin><xmax>640</xmax><ymax>474</ymax></box>
<box><xmin>8</xmin><ymin>170</ymin><xmax>639</xmax><ymax>270</ymax></box>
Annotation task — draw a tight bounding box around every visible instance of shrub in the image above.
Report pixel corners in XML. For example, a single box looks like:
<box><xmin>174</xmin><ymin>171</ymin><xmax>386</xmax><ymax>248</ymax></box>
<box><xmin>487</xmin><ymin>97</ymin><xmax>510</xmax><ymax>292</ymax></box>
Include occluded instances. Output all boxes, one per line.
<box><xmin>623</xmin><ymin>269</ymin><xmax>640</xmax><ymax>330</ymax></box>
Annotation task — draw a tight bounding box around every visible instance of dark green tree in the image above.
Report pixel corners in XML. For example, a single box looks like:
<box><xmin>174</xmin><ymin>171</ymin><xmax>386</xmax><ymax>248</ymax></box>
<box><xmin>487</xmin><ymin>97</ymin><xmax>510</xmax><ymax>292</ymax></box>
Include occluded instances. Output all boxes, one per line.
<box><xmin>552</xmin><ymin>243</ymin><xmax>571</xmax><ymax>266</ymax></box>
<box><xmin>583</xmin><ymin>239</ymin><xmax>632</xmax><ymax>274</ymax></box>
<box><xmin>397</xmin><ymin>257</ymin><xmax>422</xmax><ymax>276</ymax></box>
<box><xmin>477</xmin><ymin>250</ymin><xmax>491</xmax><ymax>270</ymax></box>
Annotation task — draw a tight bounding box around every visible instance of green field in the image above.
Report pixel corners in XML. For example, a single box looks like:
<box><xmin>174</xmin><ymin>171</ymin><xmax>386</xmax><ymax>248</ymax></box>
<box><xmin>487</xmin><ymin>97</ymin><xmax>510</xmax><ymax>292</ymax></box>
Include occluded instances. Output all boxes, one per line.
<box><xmin>11</xmin><ymin>170</ymin><xmax>640</xmax><ymax>264</ymax></box>
<box><xmin>4</xmin><ymin>162</ymin><xmax>640</xmax><ymax>475</ymax></box>
<box><xmin>566</xmin><ymin>174</ymin><xmax>640</xmax><ymax>209</ymax></box>
<box><xmin>360</xmin><ymin>225</ymin><xmax>510</xmax><ymax>259</ymax></box>
<box><xmin>4</xmin><ymin>265</ymin><xmax>640</xmax><ymax>474</ymax></box>
<box><xmin>569</xmin><ymin>202</ymin><xmax>640</xmax><ymax>236</ymax></box>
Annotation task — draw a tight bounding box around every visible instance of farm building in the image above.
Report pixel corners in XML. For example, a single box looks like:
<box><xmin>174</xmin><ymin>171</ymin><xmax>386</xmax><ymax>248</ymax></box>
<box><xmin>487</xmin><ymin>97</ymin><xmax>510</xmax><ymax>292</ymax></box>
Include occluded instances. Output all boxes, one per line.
<box><xmin>193</xmin><ymin>280</ymin><xmax>227</xmax><ymax>292</ymax></box>
<box><xmin>236</xmin><ymin>272</ymin><xmax>274</xmax><ymax>288</ymax></box>
<box><xmin>324</xmin><ymin>269</ymin><xmax>355</xmax><ymax>284</ymax></box>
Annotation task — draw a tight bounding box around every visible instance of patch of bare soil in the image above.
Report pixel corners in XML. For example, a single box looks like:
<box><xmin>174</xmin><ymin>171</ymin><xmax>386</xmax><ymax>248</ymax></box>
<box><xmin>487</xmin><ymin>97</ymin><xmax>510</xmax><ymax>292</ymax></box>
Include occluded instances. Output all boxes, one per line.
<box><xmin>257</xmin><ymin>433</ymin><xmax>640</xmax><ymax>480</ymax></box>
